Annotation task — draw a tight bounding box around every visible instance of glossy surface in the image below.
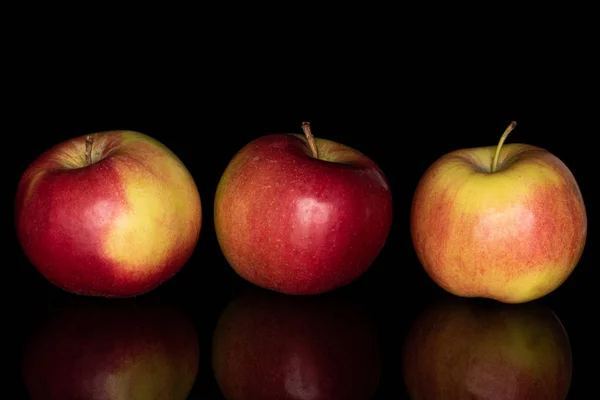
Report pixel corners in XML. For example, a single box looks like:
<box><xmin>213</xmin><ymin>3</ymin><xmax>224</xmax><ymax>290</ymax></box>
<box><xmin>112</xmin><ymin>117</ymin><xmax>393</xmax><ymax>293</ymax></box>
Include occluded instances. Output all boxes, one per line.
<box><xmin>21</xmin><ymin>296</ymin><xmax>199</xmax><ymax>400</ymax></box>
<box><xmin>403</xmin><ymin>295</ymin><xmax>572</xmax><ymax>399</ymax></box>
<box><xmin>14</xmin><ymin>260</ymin><xmax>592</xmax><ymax>399</ymax></box>
<box><xmin>213</xmin><ymin>287</ymin><xmax>381</xmax><ymax>399</ymax></box>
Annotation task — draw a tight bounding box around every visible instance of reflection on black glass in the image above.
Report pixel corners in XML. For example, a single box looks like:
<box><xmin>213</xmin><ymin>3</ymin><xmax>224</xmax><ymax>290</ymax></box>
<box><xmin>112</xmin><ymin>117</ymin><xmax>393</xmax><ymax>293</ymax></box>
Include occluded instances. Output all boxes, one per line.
<box><xmin>21</xmin><ymin>296</ymin><xmax>199</xmax><ymax>400</ymax></box>
<box><xmin>402</xmin><ymin>295</ymin><xmax>572</xmax><ymax>400</ymax></box>
<box><xmin>212</xmin><ymin>287</ymin><xmax>381</xmax><ymax>400</ymax></box>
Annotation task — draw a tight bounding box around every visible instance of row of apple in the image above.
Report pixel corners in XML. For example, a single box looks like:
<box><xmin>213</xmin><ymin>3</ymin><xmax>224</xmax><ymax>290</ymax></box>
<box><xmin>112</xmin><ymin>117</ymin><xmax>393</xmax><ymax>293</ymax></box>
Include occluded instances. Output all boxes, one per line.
<box><xmin>14</xmin><ymin>121</ymin><xmax>587</xmax><ymax>303</ymax></box>
<box><xmin>21</xmin><ymin>287</ymin><xmax>572</xmax><ymax>399</ymax></box>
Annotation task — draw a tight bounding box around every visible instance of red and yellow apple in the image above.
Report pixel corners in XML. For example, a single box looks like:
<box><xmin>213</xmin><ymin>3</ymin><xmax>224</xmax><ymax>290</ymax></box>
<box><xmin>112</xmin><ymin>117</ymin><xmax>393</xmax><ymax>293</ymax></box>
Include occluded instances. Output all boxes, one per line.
<box><xmin>212</xmin><ymin>287</ymin><xmax>382</xmax><ymax>399</ymax></box>
<box><xmin>214</xmin><ymin>122</ymin><xmax>393</xmax><ymax>294</ymax></box>
<box><xmin>410</xmin><ymin>122</ymin><xmax>587</xmax><ymax>303</ymax></box>
<box><xmin>15</xmin><ymin>130</ymin><xmax>202</xmax><ymax>297</ymax></box>
<box><xmin>21</xmin><ymin>296</ymin><xmax>199</xmax><ymax>400</ymax></box>
<box><xmin>402</xmin><ymin>295</ymin><xmax>572</xmax><ymax>399</ymax></box>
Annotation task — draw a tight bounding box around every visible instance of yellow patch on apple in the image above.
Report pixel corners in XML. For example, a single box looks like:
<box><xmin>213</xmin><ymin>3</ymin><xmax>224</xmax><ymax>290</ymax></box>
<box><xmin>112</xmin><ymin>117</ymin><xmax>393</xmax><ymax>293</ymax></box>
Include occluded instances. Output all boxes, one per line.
<box><xmin>103</xmin><ymin>132</ymin><xmax>202</xmax><ymax>273</ymax></box>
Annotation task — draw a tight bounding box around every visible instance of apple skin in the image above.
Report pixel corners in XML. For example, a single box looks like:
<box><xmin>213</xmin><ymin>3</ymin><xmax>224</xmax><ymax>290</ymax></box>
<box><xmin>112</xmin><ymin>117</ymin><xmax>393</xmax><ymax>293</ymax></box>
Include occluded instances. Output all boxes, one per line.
<box><xmin>214</xmin><ymin>132</ymin><xmax>393</xmax><ymax>294</ymax></box>
<box><xmin>402</xmin><ymin>295</ymin><xmax>572</xmax><ymax>400</ymax></box>
<box><xmin>20</xmin><ymin>296</ymin><xmax>199</xmax><ymax>400</ymax></box>
<box><xmin>15</xmin><ymin>130</ymin><xmax>202</xmax><ymax>297</ymax></box>
<box><xmin>212</xmin><ymin>287</ymin><xmax>382</xmax><ymax>400</ymax></box>
<box><xmin>410</xmin><ymin>142</ymin><xmax>587</xmax><ymax>303</ymax></box>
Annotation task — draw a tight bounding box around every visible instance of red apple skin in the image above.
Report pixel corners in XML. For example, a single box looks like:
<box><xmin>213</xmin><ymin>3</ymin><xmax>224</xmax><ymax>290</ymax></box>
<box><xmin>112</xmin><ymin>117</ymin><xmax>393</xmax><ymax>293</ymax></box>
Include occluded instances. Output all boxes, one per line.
<box><xmin>214</xmin><ymin>133</ymin><xmax>393</xmax><ymax>294</ymax></box>
<box><xmin>212</xmin><ymin>287</ymin><xmax>382</xmax><ymax>400</ymax></box>
<box><xmin>411</xmin><ymin>143</ymin><xmax>587</xmax><ymax>303</ymax></box>
<box><xmin>21</xmin><ymin>297</ymin><xmax>199</xmax><ymax>400</ymax></box>
<box><xmin>402</xmin><ymin>295</ymin><xmax>572</xmax><ymax>400</ymax></box>
<box><xmin>15</xmin><ymin>131</ymin><xmax>202</xmax><ymax>297</ymax></box>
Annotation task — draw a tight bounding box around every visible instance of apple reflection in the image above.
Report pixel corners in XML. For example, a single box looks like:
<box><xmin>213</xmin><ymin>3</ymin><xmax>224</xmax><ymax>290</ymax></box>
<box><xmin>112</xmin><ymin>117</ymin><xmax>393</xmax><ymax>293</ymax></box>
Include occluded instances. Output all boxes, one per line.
<box><xmin>402</xmin><ymin>295</ymin><xmax>572</xmax><ymax>400</ymax></box>
<box><xmin>212</xmin><ymin>287</ymin><xmax>382</xmax><ymax>400</ymax></box>
<box><xmin>21</xmin><ymin>296</ymin><xmax>199</xmax><ymax>400</ymax></box>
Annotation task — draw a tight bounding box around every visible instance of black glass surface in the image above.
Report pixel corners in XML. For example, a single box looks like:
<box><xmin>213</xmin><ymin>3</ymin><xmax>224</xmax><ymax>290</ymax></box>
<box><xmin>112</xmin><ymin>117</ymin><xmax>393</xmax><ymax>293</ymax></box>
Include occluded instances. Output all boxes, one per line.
<box><xmin>8</xmin><ymin>73</ymin><xmax>594</xmax><ymax>399</ymax></box>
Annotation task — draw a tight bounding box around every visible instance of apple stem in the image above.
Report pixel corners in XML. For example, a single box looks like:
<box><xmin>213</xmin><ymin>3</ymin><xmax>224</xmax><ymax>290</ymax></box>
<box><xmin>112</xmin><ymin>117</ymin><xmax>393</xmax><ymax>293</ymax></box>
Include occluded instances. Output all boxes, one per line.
<box><xmin>491</xmin><ymin>121</ymin><xmax>517</xmax><ymax>173</ymax></box>
<box><xmin>301</xmin><ymin>121</ymin><xmax>319</xmax><ymax>159</ymax></box>
<box><xmin>85</xmin><ymin>135</ymin><xmax>94</xmax><ymax>165</ymax></box>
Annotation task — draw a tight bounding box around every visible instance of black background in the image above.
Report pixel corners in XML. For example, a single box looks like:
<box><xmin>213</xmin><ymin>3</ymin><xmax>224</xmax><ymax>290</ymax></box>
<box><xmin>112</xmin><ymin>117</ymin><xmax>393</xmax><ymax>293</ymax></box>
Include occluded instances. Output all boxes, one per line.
<box><xmin>6</xmin><ymin>16</ymin><xmax>595</xmax><ymax>399</ymax></box>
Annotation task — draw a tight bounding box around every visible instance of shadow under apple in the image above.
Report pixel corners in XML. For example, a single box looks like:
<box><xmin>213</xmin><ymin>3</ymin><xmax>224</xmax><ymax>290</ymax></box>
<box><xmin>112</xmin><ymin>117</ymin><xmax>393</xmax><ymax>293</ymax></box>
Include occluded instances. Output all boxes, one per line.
<box><xmin>20</xmin><ymin>295</ymin><xmax>199</xmax><ymax>400</ymax></box>
<box><xmin>402</xmin><ymin>294</ymin><xmax>572</xmax><ymax>400</ymax></box>
<box><xmin>212</xmin><ymin>287</ymin><xmax>382</xmax><ymax>400</ymax></box>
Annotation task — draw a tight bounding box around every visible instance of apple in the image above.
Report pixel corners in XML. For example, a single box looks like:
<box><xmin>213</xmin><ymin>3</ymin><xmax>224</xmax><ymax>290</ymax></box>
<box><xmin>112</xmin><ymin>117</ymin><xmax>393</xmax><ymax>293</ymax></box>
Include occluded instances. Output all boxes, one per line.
<box><xmin>212</xmin><ymin>287</ymin><xmax>382</xmax><ymax>399</ymax></box>
<box><xmin>20</xmin><ymin>296</ymin><xmax>199</xmax><ymax>400</ymax></box>
<box><xmin>402</xmin><ymin>295</ymin><xmax>572</xmax><ymax>399</ymax></box>
<box><xmin>214</xmin><ymin>122</ymin><xmax>393</xmax><ymax>295</ymax></box>
<box><xmin>410</xmin><ymin>121</ymin><xmax>587</xmax><ymax>303</ymax></box>
<box><xmin>15</xmin><ymin>130</ymin><xmax>202</xmax><ymax>297</ymax></box>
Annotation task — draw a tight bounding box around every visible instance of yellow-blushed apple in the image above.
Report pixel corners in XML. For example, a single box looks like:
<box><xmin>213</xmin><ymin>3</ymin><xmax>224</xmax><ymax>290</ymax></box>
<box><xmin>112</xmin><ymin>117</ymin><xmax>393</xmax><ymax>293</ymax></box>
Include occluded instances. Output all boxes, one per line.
<box><xmin>15</xmin><ymin>130</ymin><xmax>202</xmax><ymax>297</ymax></box>
<box><xmin>410</xmin><ymin>122</ymin><xmax>587</xmax><ymax>303</ymax></box>
<box><xmin>402</xmin><ymin>295</ymin><xmax>572</xmax><ymax>399</ymax></box>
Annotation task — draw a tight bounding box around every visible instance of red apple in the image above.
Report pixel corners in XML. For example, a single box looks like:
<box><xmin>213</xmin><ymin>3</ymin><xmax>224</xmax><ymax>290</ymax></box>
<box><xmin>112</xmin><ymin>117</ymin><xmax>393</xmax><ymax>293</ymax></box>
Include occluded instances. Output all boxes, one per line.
<box><xmin>212</xmin><ymin>287</ymin><xmax>382</xmax><ymax>399</ymax></box>
<box><xmin>15</xmin><ymin>130</ymin><xmax>202</xmax><ymax>297</ymax></box>
<box><xmin>410</xmin><ymin>122</ymin><xmax>587</xmax><ymax>303</ymax></box>
<box><xmin>214</xmin><ymin>122</ymin><xmax>393</xmax><ymax>294</ymax></box>
<box><xmin>402</xmin><ymin>295</ymin><xmax>572</xmax><ymax>399</ymax></box>
<box><xmin>21</xmin><ymin>296</ymin><xmax>199</xmax><ymax>400</ymax></box>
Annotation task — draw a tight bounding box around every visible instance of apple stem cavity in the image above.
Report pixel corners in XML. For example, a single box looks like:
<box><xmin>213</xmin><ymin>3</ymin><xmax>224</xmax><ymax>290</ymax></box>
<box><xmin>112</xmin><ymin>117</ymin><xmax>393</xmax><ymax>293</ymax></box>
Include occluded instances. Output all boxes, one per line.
<box><xmin>301</xmin><ymin>121</ymin><xmax>319</xmax><ymax>159</ymax></box>
<box><xmin>491</xmin><ymin>121</ymin><xmax>517</xmax><ymax>173</ymax></box>
<box><xmin>85</xmin><ymin>135</ymin><xmax>94</xmax><ymax>165</ymax></box>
